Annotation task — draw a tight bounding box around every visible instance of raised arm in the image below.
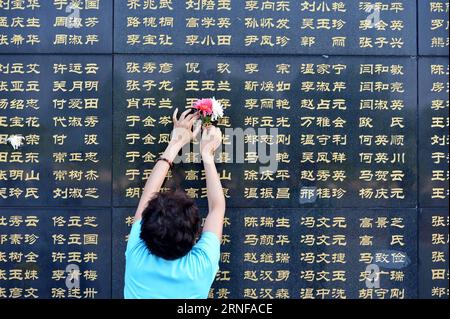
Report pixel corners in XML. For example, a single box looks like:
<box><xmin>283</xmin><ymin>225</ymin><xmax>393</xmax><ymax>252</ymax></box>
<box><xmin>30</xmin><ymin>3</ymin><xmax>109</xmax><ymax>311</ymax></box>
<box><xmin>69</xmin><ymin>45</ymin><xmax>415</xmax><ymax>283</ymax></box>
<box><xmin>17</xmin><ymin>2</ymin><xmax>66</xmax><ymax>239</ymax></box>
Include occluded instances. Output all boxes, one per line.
<box><xmin>134</xmin><ymin>108</ymin><xmax>200</xmax><ymax>221</ymax></box>
<box><xmin>200</xmin><ymin>126</ymin><xmax>226</xmax><ymax>239</ymax></box>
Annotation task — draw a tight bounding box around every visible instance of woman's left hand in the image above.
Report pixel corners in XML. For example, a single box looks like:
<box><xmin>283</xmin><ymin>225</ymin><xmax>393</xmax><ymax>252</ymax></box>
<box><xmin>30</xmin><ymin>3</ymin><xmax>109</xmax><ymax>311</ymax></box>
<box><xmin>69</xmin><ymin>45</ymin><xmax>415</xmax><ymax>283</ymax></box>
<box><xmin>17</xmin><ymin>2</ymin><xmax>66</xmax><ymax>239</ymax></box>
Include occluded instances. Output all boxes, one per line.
<box><xmin>170</xmin><ymin>108</ymin><xmax>201</xmax><ymax>148</ymax></box>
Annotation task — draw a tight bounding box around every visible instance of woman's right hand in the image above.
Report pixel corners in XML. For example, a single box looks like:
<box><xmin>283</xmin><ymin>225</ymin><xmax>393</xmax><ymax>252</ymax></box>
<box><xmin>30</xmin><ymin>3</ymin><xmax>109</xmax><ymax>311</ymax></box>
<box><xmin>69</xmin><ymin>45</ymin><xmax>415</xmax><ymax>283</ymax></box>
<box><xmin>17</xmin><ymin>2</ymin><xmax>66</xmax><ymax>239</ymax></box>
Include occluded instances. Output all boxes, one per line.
<box><xmin>170</xmin><ymin>108</ymin><xmax>200</xmax><ymax>148</ymax></box>
<box><xmin>200</xmin><ymin>126</ymin><xmax>222</xmax><ymax>162</ymax></box>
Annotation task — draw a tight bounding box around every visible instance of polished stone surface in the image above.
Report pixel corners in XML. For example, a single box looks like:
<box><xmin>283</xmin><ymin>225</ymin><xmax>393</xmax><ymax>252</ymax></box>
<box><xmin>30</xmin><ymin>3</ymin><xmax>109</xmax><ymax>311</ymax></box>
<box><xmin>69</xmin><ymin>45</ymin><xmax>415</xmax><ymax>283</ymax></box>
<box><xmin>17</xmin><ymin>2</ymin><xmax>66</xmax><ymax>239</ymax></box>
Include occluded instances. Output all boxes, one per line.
<box><xmin>0</xmin><ymin>0</ymin><xmax>113</xmax><ymax>53</ymax></box>
<box><xmin>418</xmin><ymin>0</ymin><xmax>450</xmax><ymax>56</ymax></box>
<box><xmin>113</xmin><ymin>55</ymin><xmax>418</xmax><ymax>208</ymax></box>
<box><xmin>114</xmin><ymin>0</ymin><xmax>417</xmax><ymax>55</ymax></box>
<box><xmin>0</xmin><ymin>55</ymin><xmax>112</xmax><ymax>206</ymax></box>
<box><xmin>418</xmin><ymin>57</ymin><xmax>449</xmax><ymax>207</ymax></box>
<box><xmin>0</xmin><ymin>1</ymin><xmax>447</xmax><ymax>300</ymax></box>
<box><xmin>418</xmin><ymin>208</ymin><xmax>449</xmax><ymax>299</ymax></box>
<box><xmin>0</xmin><ymin>208</ymin><xmax>111</xmax><ymax>299</ymax></box>
<box><xmin>112</xmin><ymin>207</ymin><xmax>418</xmax><ymax>299</ymax></box>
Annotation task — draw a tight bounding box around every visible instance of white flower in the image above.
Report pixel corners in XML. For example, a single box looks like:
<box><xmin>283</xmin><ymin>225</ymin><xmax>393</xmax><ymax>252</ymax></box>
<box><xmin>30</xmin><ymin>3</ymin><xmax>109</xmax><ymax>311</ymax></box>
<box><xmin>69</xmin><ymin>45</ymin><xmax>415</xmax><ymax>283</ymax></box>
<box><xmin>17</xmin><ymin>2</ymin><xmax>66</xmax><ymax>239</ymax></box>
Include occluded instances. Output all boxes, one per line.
<box><xmin>211</xmin><ymin>97</ymin><xmax>224</xmax><ymax>121</ymax></box>
<box><xmin>6</xmin><ymin>135</ymin><xmax>25</xmax><ymax>150</ymax></box>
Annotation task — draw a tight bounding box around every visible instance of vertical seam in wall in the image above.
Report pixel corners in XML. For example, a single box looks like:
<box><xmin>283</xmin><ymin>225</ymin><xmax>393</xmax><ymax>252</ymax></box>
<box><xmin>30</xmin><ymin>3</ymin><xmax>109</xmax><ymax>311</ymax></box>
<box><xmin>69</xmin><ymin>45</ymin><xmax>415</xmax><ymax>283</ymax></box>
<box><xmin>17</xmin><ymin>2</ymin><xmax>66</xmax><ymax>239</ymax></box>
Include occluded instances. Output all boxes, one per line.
<box><xmin>110</xmin><ymin>0</ymin><xmax>115</xmax><ymax>299</ymax></box>
<box><xmin>415</xmin><ymin>0</ymin><xmax>421</xmax><ymax>298</ymax></box>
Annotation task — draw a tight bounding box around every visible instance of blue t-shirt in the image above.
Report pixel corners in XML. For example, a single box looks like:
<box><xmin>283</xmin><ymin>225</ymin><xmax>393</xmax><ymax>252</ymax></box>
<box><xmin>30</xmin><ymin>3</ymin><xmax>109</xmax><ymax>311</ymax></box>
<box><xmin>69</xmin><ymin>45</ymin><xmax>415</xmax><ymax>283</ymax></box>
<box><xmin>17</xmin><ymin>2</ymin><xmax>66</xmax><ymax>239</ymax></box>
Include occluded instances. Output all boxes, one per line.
<box><xmin>124</xmin><ymin>220</ymin><xmax>221</xmax><ymax>299</ymax></box>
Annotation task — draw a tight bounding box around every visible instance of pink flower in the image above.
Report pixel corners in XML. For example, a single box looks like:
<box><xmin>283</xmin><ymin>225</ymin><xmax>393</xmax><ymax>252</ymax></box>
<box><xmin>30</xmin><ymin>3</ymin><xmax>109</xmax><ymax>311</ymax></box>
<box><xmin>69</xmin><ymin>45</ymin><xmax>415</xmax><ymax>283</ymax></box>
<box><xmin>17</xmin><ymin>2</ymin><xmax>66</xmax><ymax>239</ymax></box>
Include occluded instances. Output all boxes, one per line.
<box><xmin>193</xmin><ymin>98</ymin><xmax>213</xmax><ymax>117</ymax></box>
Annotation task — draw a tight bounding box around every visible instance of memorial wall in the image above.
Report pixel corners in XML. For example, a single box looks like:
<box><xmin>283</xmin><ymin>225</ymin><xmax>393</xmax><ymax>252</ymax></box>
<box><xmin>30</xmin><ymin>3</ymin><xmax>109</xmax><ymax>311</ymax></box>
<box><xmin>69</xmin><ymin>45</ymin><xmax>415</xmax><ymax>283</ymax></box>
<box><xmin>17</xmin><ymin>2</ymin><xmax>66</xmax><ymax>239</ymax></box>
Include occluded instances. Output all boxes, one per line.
<box><xmin>0</xmin><ymin>0</ymin><xmax>448</xmax><ymax>299</ymax></box>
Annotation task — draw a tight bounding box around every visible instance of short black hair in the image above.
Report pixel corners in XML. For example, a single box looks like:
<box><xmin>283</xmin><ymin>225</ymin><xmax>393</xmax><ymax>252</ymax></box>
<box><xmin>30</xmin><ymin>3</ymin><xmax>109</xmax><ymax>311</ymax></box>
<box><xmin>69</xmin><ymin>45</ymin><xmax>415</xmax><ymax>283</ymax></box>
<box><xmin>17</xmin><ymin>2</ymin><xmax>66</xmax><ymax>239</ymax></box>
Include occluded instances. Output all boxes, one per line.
<box><xmin>140</xmin><ymin>190</ymin><xmax>201</xmax><ymax>260</ymax></box>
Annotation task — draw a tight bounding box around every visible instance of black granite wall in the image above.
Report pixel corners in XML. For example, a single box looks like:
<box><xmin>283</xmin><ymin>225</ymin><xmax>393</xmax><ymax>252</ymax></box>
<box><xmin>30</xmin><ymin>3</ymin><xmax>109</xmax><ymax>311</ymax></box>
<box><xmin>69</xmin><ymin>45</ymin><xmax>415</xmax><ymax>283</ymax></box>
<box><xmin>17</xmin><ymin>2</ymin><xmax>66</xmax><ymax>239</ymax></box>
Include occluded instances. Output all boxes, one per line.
<box><xmin>0</xmin><ymin>0</ymin><xmax>448</xmax><ymax>299</ymax></box>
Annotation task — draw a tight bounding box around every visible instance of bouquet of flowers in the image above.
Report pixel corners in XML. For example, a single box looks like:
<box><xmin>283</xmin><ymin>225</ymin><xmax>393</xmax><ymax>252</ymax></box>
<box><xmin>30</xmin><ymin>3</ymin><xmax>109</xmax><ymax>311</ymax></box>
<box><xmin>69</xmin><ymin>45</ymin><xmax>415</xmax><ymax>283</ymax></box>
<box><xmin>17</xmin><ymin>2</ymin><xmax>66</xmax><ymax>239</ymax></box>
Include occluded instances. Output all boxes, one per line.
<box><xmin>192</xmin><ymin>97</ymin><xmax>224</xmax><ymax>127</ymax></box>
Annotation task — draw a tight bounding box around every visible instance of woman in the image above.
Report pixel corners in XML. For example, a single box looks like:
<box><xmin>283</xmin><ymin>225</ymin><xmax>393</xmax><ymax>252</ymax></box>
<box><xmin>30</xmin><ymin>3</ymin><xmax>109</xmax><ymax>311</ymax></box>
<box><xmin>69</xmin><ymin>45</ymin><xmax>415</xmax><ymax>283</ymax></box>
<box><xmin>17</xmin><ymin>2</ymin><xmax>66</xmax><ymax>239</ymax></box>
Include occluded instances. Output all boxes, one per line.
<box><xmin>124</xmin><ymin>108</ymin><xmax>225</xmax><ymax>299</ymax></box>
